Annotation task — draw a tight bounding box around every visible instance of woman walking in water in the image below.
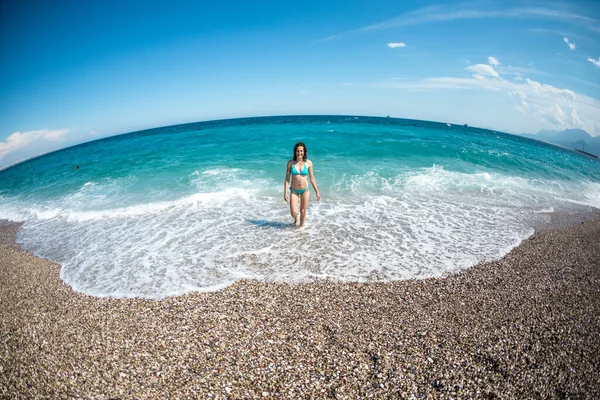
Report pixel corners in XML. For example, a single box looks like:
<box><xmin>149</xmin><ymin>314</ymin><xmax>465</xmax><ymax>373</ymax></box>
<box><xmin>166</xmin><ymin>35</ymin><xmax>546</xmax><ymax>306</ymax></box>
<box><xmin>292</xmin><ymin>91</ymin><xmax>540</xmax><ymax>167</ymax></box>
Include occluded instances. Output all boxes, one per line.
<box><xmin>284</xmin><ymin>142</ymin><xmax>321</xmax><ymax>227</ymax></box>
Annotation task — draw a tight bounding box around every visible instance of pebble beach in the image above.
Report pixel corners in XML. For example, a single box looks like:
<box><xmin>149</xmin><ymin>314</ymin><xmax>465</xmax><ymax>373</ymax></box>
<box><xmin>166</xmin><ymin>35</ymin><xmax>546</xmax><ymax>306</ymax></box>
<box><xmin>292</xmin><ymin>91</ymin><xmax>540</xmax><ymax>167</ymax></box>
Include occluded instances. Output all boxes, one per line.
<box><xmin>1</xmin><ymin>217</ymin><xmax>599</xmax><ymax>399</ymax></box>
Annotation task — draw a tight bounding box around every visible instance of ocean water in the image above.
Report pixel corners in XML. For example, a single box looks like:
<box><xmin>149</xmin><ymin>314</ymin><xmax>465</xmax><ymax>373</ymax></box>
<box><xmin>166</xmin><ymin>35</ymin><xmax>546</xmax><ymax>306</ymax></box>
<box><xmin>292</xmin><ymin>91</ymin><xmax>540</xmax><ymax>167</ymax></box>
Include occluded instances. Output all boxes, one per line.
<box><xmin>1</xmin><ymin>115</ymin><xmax>599</xmax><ymax>299</ymax></box>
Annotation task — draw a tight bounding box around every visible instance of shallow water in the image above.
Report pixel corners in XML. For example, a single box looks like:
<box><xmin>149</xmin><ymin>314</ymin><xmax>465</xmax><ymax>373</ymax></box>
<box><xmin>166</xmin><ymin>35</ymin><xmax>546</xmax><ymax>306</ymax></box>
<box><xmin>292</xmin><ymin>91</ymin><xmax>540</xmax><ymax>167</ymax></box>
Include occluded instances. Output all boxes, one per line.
<box><xmin>1</xmin><ymin>115</ymin><xmax>599</xmax><ymax>298</ymax></box>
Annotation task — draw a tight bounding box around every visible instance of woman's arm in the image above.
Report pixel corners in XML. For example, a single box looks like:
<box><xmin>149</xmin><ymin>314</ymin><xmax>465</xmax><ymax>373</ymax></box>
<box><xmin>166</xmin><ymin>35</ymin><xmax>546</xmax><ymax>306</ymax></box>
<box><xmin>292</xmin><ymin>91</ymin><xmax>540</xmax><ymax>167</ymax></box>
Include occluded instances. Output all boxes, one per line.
<box><xmin>308</xmin><ymin>161</ymin><xmax>321</xmax><ymax>201</ymax></box>
<box><xmin>284</xmin><ymin>160</ymin><xmax>292</xmax><ymax>202</ymax></box>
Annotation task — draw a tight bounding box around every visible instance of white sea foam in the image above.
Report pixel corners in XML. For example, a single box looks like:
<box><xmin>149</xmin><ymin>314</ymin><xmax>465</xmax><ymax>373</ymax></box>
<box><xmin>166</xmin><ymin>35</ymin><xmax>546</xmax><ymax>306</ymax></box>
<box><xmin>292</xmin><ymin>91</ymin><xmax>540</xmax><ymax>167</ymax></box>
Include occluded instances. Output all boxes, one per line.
<box><xmin>535</xmin><ymin>207</ymin><xmax>555</xmax><ymax>213</ymax></box>
<box><xmin>5</xmin><ymin>165</ymin><xmax>599</xmax><ymax>299</ymax></box>
<box><xmin>198</xmin><ymin>167</ymin><xmax>241</xmax><ymax>176</ymax></box>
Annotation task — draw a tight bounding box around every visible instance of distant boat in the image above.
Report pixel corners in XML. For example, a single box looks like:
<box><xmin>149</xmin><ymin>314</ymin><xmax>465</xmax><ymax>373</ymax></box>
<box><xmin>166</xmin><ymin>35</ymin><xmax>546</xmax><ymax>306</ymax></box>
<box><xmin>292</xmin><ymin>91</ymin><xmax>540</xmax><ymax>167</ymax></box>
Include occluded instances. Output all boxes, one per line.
<box><xmin>576</xmin><ymin>149</ymin><xmax>598</xmax><ymax>159</ymax></box>
<box><xmin>446</xmin><ymin>123</ymin><xmax>451</xmax><ymax>127</ymax></box>
<box><xmin>463</xmin><ymin>123</ymin><xmax>468</xmax><ymax>127</ymax></box>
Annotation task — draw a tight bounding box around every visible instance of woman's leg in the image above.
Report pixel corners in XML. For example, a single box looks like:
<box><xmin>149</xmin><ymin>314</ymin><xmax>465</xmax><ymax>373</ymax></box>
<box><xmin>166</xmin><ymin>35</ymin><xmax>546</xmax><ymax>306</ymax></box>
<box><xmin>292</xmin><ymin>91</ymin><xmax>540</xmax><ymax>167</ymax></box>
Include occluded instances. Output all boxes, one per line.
<box><xmin>289</xmin><ymin>191</ymin><xmax>299</xmax><ymax>225</ymax></box>
<box><xmin>299</xmin><ymin>189</ymin><xmax>310</xmax><ymax>227</ymax></box>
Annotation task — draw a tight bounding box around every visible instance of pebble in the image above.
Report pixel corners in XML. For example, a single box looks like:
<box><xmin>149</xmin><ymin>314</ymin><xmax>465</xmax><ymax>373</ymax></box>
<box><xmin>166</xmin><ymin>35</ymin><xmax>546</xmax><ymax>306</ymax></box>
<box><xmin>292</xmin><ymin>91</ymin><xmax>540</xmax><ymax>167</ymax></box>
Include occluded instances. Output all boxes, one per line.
<box><xmin>1</xmin><ymin>214</ymin><xmax>599</xmax><ymax>398</ymax></box>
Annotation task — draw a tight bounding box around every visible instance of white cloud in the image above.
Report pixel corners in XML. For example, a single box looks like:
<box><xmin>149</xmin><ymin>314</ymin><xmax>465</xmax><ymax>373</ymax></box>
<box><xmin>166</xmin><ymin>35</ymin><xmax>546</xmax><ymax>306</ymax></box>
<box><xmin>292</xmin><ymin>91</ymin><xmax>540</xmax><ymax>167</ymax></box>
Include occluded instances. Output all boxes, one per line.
<box><xmin>370</xmin><ymin>60</ymin><xmax>600</xmax><ymax>135</ymax></box>
<box><xmin>502</xmin><ymin>79</ymin><xmax>586</xmax><ymax>131</ymax></box>
<box><xmin>0</xmin><ymin>129</ymin><xmax>69</xmax><ymax>159</ymax></box>
<box><xmin>524</xmin><ymin>78</ymin><xmax>576</xmax><ymax>100</ymax></box>
<box><xmin>563</xmin><ymin>37</ymin><xmax>576</xmax><ymax>50</ymax></box>
<box><xmin>536</xmin><ymin>104</ymin><xmax>566</xmax><ymax>125</ymax></box>
<box><xmin>387</xmin><ymin>42</ymin><xmax>406</xmax><ymax>48</ymax></box>
<box><xmin>497</xmin><ymin>78</ymin><xmax>592</xmax><ymax>133</ymax></box>
<box><xmin>467</xmin><ymin>64</ymin><xmax>499</xmax><ymax>78</ymax></box>
<box><xmin>588</xmin><ymin>57</ymin><xmax>600</xmax><ymax>67</ymax></box>
<box><xmin>509</xmin><ymin>90</ymin><xmax>528</xmax><ymax>110</ymax></box>
<box><xmin>488</xmin><ymin>56</ymin><xmax>500</xmax><ymax>66</ymax></box>
<box><xmin>534</xmin><ymin>103</ymin><xmax>583</xmax><ymax>128</ymax></box>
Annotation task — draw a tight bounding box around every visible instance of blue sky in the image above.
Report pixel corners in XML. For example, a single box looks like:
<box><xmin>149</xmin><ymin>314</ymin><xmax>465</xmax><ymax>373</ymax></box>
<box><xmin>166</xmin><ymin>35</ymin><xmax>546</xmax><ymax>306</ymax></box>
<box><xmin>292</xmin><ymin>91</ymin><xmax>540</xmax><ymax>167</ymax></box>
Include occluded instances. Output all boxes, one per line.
<box><xmin>1</xmin><ymin>0</ymin><xmax>599</xmax><ymax>168</ymax></box>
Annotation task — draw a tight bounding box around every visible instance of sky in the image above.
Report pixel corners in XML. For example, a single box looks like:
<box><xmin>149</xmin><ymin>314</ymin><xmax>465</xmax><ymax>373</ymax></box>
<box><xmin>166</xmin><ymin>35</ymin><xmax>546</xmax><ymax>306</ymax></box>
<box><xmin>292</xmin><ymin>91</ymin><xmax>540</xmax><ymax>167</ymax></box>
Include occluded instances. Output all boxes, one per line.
<box><xmin>1</xmin><ymin>0</ymin><xmax>600</xmax><ymax>169</ymax></box>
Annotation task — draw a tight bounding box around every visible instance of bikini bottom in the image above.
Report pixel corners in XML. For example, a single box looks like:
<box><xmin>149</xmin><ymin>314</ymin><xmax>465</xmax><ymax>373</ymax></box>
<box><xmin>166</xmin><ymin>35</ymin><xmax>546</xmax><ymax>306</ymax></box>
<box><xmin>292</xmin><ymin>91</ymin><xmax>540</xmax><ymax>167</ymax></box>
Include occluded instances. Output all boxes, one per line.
<box><xmin>290</xmin><ymin>187</ymin><xmax>308</xmax><ymax>195</ymax></box>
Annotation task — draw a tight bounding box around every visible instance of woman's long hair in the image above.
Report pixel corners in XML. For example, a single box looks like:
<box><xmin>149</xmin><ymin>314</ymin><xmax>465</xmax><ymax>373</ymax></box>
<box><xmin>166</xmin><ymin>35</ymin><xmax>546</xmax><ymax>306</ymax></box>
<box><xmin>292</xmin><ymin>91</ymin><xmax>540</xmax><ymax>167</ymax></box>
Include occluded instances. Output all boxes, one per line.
<box><xmin>293</xmin><ymin>142</ymin><xmax>307</xmax><ymax>162</ymax></box>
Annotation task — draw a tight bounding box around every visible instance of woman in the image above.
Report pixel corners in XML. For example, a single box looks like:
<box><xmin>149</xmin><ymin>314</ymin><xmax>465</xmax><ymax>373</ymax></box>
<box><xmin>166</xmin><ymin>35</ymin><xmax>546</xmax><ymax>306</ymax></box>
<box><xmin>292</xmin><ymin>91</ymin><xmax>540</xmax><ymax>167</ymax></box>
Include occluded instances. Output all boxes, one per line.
<box><xmin>284</xmin><ymin>142</ymin><xmax>321</xmax><ymax>227</ymax></box>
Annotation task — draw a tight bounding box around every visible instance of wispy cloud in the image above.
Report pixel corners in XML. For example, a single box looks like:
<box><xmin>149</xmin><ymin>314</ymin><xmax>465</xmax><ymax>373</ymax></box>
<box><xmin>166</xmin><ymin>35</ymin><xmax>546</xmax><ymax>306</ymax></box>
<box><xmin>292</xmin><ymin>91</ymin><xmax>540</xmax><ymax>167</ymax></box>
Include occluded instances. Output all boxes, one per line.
<box><xmin>567</xmin><ymin>76</ymin><xmax>600</xmax><ymax>90</ymax></box>
<box><xmin>498</xmin><ymin>65</ymin><xmax>549</xmax><ymax>77</ymax></box>
<box><xmin>0</xmin><ymin>129</ymin><xmax>69</xmax><ymax>160</ymax></box>
<box><xmin>530</xmin><ymin>28</ymin><xmax>576</xmax><ymax>36</ymax></box>
<box><xmin>588</xmin><ymin>57</ymin><xmax>600</xmax><ymax>67</ymax></box>
<box><xmin>320</xmin><ymin>4</ymin><xmax>599</xmax><ymax>41</ymax></box>
<box><xmin>467</xmin><ymin>64</ymin><xmax>499</xmax><ymax>78</ymax></box>
<box><xmin>563</xmin><ymin>37</ymin><xmax>576</xmax><ymax>50</ymax></box>
<box><xmin>387</xmin><ymin>42</ymin><xmax>406</xmax><ymax>48</ymax></box>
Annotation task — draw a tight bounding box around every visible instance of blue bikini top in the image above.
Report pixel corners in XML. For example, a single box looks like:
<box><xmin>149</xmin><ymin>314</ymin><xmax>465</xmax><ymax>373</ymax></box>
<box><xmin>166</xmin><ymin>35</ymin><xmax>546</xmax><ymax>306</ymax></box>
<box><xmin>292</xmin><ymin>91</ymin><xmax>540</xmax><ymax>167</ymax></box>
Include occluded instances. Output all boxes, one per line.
<box><xmin>291</xmin><ymin>162</ymin><xmax>308</xmax><ymax>176</ymax></box>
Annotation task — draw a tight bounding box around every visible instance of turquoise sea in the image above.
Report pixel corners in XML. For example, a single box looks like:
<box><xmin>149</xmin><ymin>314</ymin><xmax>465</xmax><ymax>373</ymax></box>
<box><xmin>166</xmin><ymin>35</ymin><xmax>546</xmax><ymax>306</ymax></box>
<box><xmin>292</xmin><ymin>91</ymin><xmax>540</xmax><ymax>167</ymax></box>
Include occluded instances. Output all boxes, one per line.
<box><xmin>1</xmin><ymin>115</ymin><xmax>599</xmax><ymax>299</ymax></box>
